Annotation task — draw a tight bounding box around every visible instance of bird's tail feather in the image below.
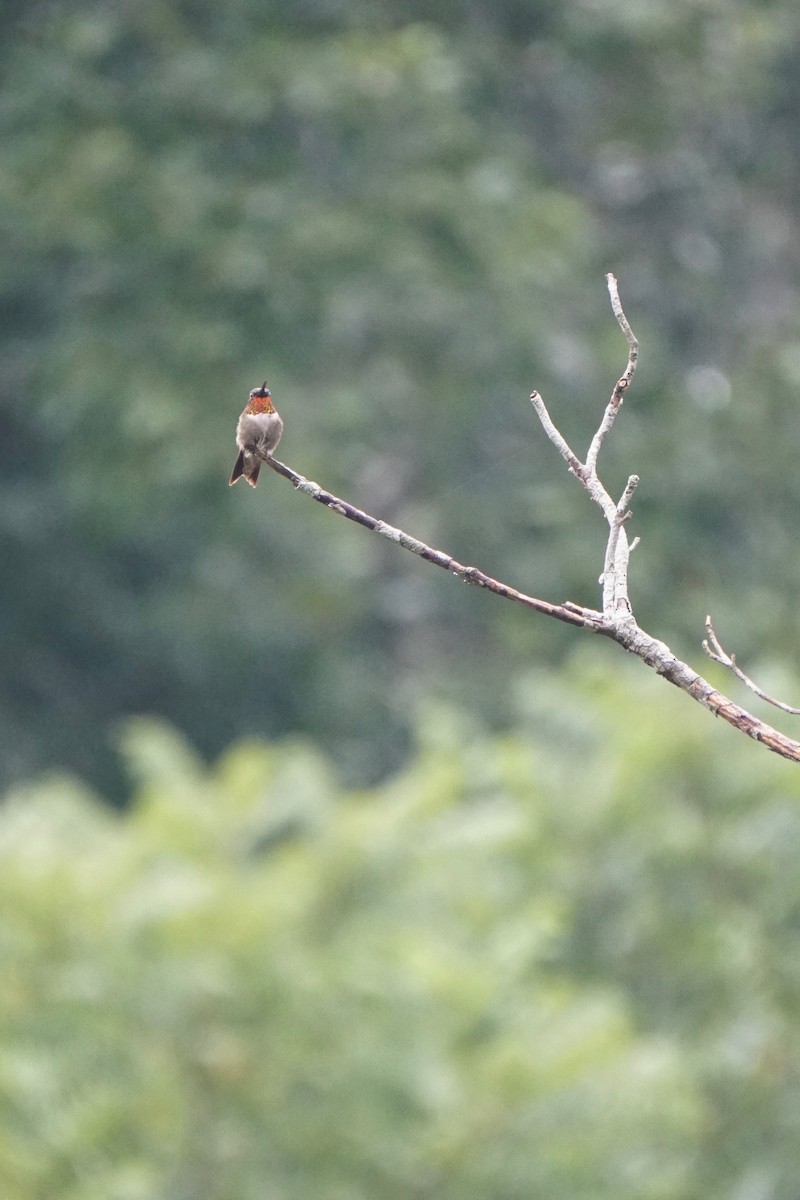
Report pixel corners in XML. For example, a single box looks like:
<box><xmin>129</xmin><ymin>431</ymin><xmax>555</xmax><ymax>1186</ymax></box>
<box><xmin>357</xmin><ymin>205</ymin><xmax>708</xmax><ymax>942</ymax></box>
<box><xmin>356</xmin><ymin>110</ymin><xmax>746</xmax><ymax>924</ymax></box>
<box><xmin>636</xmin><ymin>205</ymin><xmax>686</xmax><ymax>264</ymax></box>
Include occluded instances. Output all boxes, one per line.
<box><xmin>229</xmin><ymin>449</ymin><xmax>246</xmax><ymax>486</ymax></box>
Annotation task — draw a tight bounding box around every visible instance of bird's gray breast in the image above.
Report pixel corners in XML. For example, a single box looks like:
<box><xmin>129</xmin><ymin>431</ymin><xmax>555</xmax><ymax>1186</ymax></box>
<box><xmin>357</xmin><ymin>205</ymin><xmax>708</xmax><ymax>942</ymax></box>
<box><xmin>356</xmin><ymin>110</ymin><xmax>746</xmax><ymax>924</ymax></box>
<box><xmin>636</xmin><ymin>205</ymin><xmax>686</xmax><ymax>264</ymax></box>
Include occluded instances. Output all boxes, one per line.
<box><xmin>236</xmin><ymin>411</ymin><xmax>283</xmax><ymax>453</ymax></box>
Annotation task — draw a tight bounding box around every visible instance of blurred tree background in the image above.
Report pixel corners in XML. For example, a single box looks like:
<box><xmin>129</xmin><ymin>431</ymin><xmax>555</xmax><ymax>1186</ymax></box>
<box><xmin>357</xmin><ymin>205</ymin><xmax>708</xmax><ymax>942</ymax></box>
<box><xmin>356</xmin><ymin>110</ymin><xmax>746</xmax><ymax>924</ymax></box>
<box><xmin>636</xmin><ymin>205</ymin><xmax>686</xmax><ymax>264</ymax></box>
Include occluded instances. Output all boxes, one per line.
<box><xmin>3</xmin><ymin>0</ymin><xmax>800</xmax><ymax>1195</ymax></box>
<box><xmin>5</xmin><ymin>0</ymin><xmax>800</xmax><ymax>794</ymax></box>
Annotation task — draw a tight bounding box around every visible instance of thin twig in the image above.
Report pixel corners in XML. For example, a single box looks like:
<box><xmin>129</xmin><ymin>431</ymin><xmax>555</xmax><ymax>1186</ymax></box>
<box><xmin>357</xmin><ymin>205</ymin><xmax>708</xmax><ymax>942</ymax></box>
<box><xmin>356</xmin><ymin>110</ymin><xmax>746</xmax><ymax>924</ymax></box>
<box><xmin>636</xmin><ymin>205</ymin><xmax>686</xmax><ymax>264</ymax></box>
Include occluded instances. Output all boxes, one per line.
<box><xmin>528</xmin><ymin>390</ymin><xmax>584</xmax><ymax>477</ymax></box>
<box><xmin>585</xmin><ymin>273</ymin><xmax>640</xmax><ymax>473</ymax></box>
<box><xmin>532</xmin><ymin>278</ymin><xmax>640</xmax><ymax>616</ymax></box>
<box><xmin>530</xmin><ymin>390</ymin><xmax>615</xmax><ymax>520</ymax></box>
<box><xmin>704</xmin><ymin>616</ymin><xmax>800</xmax><ymax>715</ymax></box>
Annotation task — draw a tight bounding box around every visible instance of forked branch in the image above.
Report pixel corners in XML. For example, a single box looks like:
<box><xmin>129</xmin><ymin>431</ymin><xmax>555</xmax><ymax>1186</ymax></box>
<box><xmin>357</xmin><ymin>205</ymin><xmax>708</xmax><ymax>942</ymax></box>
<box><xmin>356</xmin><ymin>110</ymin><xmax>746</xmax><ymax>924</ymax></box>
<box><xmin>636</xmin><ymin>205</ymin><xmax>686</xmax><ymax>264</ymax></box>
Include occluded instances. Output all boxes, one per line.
<box><xmin>256</xmin><ymin>277</ymin><xmax>800</xmax><ymax>765</ymax></box>
<box><xmin>704</xmin><ymin>616</ymin><xmax>800</xmax><ymax>716</ymax></box>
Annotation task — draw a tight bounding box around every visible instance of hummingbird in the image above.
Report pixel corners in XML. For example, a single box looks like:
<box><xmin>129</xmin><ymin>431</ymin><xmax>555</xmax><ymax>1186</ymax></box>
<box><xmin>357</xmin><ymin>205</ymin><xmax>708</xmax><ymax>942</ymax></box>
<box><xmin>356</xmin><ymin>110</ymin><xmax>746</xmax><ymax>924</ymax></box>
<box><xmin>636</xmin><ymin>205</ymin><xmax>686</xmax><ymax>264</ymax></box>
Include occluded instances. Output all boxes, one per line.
<box><xmin>229</xmin><ymin>381</ymin><xmax>284</xmax><ymax>488</ymax></box>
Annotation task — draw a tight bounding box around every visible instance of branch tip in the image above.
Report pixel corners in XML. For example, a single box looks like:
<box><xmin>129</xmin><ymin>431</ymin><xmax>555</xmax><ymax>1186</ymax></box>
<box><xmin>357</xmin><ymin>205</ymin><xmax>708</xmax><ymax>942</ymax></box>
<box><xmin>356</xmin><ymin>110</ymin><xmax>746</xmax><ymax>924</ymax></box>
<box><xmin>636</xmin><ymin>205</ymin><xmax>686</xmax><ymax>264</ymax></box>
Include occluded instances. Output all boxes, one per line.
<box><xmin>703</xmin><ymin>616</ymin><xmax>800</xmax><ymax>716</ymax></box>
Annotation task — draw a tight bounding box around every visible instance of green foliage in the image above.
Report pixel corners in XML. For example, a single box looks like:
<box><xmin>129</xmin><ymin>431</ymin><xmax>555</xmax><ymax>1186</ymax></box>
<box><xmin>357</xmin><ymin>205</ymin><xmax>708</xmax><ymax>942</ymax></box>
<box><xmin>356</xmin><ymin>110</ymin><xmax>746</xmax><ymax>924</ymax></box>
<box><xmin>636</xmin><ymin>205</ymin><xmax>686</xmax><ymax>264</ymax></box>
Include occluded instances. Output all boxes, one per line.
<box><xmin>3</xmin><ymin>668</ymin><xmax>800</xmax><ymax>1198</ymax></box>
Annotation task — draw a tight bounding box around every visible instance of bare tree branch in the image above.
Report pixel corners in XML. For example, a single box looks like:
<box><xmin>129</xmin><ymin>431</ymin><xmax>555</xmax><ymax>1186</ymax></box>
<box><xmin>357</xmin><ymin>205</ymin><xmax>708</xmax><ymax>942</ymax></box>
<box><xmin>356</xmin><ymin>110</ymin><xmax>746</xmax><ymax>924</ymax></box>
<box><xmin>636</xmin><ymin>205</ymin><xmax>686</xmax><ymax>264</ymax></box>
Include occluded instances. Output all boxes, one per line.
<box><xmin>263</xmin><ymin>453</ymin><xmax>605</xmax><ymax>631</ymax></box>
<box><xmin>528</xmin><ymin>389</ymin><xmax>586</xmax><ymax>482</ymax></box>
<box><xmin>703</xmin><ymin>616</ymin><xmax>800</xmax><ymax>715</ymax></box>
<box><xmin>255</xmin><ymin>277</ymin><xmax>800</xmax><ymax>767</ymax></box>
<box><xmin>602</xmin><ymin>474</ymin><xmax>638</xmax><ymax>616</ymax></box>
<box><xmin>585</xmin><ymin>273</ymin><xmax>639</xmax><ymax>473</ymax></box>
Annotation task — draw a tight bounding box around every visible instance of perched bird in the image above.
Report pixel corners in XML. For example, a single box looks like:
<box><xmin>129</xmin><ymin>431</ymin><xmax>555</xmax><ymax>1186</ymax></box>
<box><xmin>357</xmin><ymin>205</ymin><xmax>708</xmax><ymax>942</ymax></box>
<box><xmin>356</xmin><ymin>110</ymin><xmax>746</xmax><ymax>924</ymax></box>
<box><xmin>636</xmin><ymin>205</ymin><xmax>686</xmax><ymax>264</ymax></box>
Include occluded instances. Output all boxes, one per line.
<box><xmin>229</xmin><ymin>381</ymin><xmax>284</xmax><ymax>488</ymax></box>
